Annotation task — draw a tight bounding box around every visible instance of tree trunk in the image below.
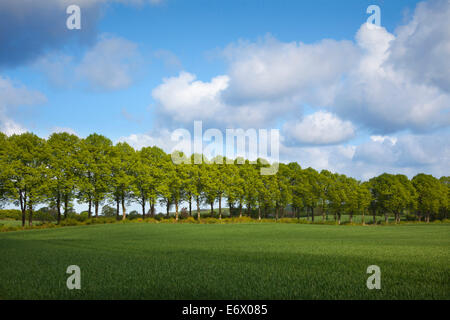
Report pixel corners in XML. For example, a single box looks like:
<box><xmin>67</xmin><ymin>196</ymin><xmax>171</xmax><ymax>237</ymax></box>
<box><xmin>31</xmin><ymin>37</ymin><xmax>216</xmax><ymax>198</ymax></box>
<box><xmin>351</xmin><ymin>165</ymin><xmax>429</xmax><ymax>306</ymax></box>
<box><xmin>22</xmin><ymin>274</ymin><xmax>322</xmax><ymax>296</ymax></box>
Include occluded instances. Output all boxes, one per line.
<box><xmin>322</xmin><ymin>205</ymin><xmax>325</xmax><ymax>221</ymax></box>
<box><xmin>373</xmin><ymin>213</ymin><xmax>376</xmax><ymax>224</ymax></box>
<box><xmin>28</xmin><ymin>201</ymin><xmax>33</xmax><ymax>227</ymax></box>
<box><xmin>175</xmin><ymin>202</ymin><xmax>179</xmax><ymax>221</ymax></box>
<box><xmin>275</xmin><ymin>207</ymin><xmax>279</xmax><ymax>221</ymax></box>
<box><xmin>418</xmin><ymin>212</ymin><xmax>422</xmax><ymax>222</ymax></box>
<box><xmin>219</xmin><ymin>196</ymin><xmax>222</xmax><ymax>220</ymax></box>
<box><xmin>426</xmin><ymin>212</ymin><xmax>430</xmax><ymax>223</ymax></box>
<box><xmin>349</xmin><ymin>212</ymin><xmax>353</xmax><ymax>223</ymax></box>
<box><xmin>20</xmin><ymin>191</ymin><xmax>26</xmax><ymax>227</ymax></box>
<box><xmin>311</xmin><ymin>207</ymin><xmax>315</xmax><ymax>222</ymax></box>
<box><xmin>142</xmin><ymin>200</ymin><xmax>146</xmax><ymax>219</ymax></box>
<box><xmin>122</xmin><ymin>196</ymin><xmax>126</xmax><ymax>220</ymax></box>
<box><xmin>57</xmin><ymin>195</ymin><xmax>61</xmax><ymax>224</ymax></box>
<box><xmin>362</xmin><ymin>209</ymin><xmax>365</xmax><ymax>226</ymax></box>
<box><xmin>239</xmin><ymin>202</ymin><xmax>242</xmax><ymax>218</ymax></box>
<box><xmin>258</xmin><ymin>206</ymin><xmax>261</xmax><ymax>220</ymax></box>
<box><xmin>338</xmin><ymin>212</ymin><xmax>341</xmax><ymax>225</ymax></box>
<box><xmin>95</xmin><ymin>201</ymin><xmax>99</xmax><ymax>218</ymax></box>
<box><xmin>385</xmin><ymin>213</ymin><xmax>388</xmax><ymax>224</ymax></box>
<box><xmin>88</xmin><ymin>198</ymin><xmax>92</xmax><ymax>218</ymax></box>
<box><xmin>210</xmin><ymin>202</ymin><xmax>214</xmax><ymax>215</ymax></box>
<box><xmin>189</xmin><ymin>196</ymin><xmax>192</xmax><ymax>216</ymax></box>
<box><xmin>151</xmin><ymin>200</ymin><xmax>155</xmax><ymax>217</ymax></box>
<box><xmin>64</xmin><ymin>195</ymin><xmax>69</xmax><ymax>219</ymax></box>
<box><xmin>166</xmin><ymin>200</ymin><xmax>170</xmax><ymax>218</ymax></box>
<box><xmin>196</xmin><ymin>196</ymin><xmax>200</xmax><ymax>220</ymax></box>
<box><xmin>116</xmin><ymin>198</ymin><xmax>120</xmax><ymax>220</ymax></box>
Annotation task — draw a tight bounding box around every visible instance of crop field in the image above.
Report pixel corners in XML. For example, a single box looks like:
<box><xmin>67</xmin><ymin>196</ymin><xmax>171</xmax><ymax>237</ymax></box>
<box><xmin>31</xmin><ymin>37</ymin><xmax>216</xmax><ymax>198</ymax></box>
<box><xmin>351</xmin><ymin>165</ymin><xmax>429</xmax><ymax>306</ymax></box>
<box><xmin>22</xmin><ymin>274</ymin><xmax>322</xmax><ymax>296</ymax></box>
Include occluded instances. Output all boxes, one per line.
<box><xmin>0</xmin><ymin>223</ymin><xmax>449</xmax><ymax>300</ymax></box>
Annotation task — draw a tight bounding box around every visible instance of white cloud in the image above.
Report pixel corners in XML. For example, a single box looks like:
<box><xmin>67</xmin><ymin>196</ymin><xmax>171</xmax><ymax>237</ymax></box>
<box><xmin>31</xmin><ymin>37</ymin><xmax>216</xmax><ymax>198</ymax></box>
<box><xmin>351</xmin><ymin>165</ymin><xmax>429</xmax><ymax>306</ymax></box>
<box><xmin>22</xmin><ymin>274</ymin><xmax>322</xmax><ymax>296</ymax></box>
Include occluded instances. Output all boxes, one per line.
<box><xmin>117</xmin><ymin>129</ymin><xmax>176</xmax><ymax>152</ymax></box>
<box><xmin>370</xmin><ymin>135</ymin><xmax>397</xmax><ymax>145</ymax></box>
<box><xmin>279</xmin><ymin>131</ymin><xmax>449</xmax><ymax>180</ymax></box>
<box><xmin>152</xmin><ymin>72</ymin><xmax>229</xmax><ymax>124</ymax></box>
<box><xmin>0</xmin><ymin>76</ymin><xmax>46</xmax><ymax>136</ymax></box>
<box><xmin>222</xmin><ymin>35</ymin><xmax>358</xmax><ymax>105</ymax></box>
<box><xmin>0</xmin><ymin>118</ymin><xmax>27</xmax><ymax>136</ymax></box>
<box><xmin>76</xmin><ymin>35</ymin><xmax>142</xmax><ymax>90</ymax></box>
<box><xmin>33</xmin><ymin>53</ymin><xmax>74</xmax><ymax>88</ymax></box>
<box><xmin>332</xmin><ymin>22</ymin><xmax>450</xmax><ymax>134</ymax></box>
<box><xmin>152</xmin><ymin>71</ymin><xmax>299</xmax><ymax>128</ymax></box>
<box><xmin>388</xmin><ymin>0</ymin><xmax>450</xmax><ymax>92</ymax></box>
<box><xmin>283</xmin><ymin>111</ymin><xmax>355</xmax><ymax>145</ymax></box>
<box><xmin>49</xmin><ymin>127</ymin><xmax>79</xmax><ymax>137</ymax></box>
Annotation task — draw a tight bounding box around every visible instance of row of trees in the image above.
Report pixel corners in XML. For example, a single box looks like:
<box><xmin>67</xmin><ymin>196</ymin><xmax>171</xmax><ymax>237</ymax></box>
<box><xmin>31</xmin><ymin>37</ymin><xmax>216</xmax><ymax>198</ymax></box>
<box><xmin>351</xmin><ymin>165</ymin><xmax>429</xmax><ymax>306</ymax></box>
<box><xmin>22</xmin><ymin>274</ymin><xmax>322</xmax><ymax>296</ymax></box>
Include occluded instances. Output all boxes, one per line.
<box><xmin>0</xmin><ymin>132</ymin><xmax>448</xmax><ymax>227</ymax></box>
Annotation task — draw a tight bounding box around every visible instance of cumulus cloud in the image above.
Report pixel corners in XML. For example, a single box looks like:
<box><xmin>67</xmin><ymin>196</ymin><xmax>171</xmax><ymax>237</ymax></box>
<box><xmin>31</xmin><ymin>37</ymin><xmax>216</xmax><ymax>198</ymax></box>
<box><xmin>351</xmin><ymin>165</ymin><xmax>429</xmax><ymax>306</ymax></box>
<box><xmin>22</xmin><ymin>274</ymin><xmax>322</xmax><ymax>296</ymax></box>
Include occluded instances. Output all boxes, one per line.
<box><xmin>282</xmin><ymin>111</ymin><xmax>355</xmax><ymax>145</ymax></box>
<box><xmin>332</xmin><ymin>22</ymin><xmax>450</xmax><ymax>134</ymax></box>
<box><xmin>117</xmin><ymin>129</ymin><xmax>181</xmax><ymax>152</ymax></box>
<box><xmin>76</xmin><ymin>35</ymin><xmax>142</xmax><ymax>90</ymax></box>
<box><xmin>152</xmin><ymin>71</ymin><xmax>299</xmax><ymax>129</ymax></box>
<box><xmin>354</xmin><ymin>132</ymin><xmax>450</xmax><ymax>168</ymax></box>
<box><xmin>387</xmin><ymin>0</ymin><xmax>450</xmax><ymax>93</ymax></box>
<box><xmin>0</xmin><ymin>76</ymin><xmax>46</xmax><ymax>135</ymax></box>
<box><xmin>152</xmin><ymin>72</ymin><xmax>229</xmax><ymax>124</ymax></box>
<box><xmin>0</xmin><ymin>0</ymin><xmax>101</xmax><ymax>68</ymax></box>
<box><xmin>0</xmin><ymin>0</ymin><xmax>164</xmax><ymax>68</ymax></box>
<box><xmin>49</xmin><ymin>127</ymin><xmax>79</xmax><ymax>137</ymax></box>
<box><xmin>153</xmin><ymin>0</ymin><xmax>449</xmax><ymax>138</ymax></box>
<box><xmin>0</xmin><ymin>119</ymin><xmax>27</xmax><ymax>136</ymax></box>
<box><xmin>222</xmin><ymin>35</ymin><xmax>358</xmax><ymax>105</ymax></box>
<box><xmin>279</xmin><ymin>131</ymin><xmax>449</xmax><ymax>180</ymax></box>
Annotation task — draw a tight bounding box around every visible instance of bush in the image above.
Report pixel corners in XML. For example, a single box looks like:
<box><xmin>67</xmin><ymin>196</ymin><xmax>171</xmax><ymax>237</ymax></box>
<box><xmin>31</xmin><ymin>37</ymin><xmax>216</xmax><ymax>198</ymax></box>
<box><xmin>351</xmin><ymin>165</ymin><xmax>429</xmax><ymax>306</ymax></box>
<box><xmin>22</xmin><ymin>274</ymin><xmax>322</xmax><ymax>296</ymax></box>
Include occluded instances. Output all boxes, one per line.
<box><xmin>59</xmin><ymin>218</ymin><xmax>81</xmax><ymax>227</ymax></box>
<box><xmin>0</xmin><ymin>209</ymin><xmax>21</xmax><ymax>220</ymax></box>
<box><xmin>183</xmin><ymin>216</ymin><xmax>197</xmax><ymax>224</ymax></box>
<box><xmin>405</xmin><ymin>213</ymin><xmax>418</xmax><ymax>221</ymax></box>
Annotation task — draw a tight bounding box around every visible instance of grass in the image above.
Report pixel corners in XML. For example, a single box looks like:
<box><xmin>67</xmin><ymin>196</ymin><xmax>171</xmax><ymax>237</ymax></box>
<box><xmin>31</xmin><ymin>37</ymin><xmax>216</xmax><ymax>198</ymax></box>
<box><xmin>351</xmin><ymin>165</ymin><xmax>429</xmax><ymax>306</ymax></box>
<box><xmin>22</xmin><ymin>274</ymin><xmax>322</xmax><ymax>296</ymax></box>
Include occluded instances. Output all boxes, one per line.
<box><xmin>0</xmin><ymin>223</ymin><xmax>449</xmax><ymax>300</ymax></box>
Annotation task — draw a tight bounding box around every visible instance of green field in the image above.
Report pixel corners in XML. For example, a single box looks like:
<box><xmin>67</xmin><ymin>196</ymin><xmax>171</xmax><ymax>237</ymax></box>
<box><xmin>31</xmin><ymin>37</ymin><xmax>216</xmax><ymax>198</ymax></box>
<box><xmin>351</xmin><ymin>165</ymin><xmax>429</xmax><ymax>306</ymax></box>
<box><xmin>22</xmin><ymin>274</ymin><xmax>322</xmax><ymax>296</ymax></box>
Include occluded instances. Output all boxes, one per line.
<box><xmin>0</xmin><ymin>223</ymin><xmax>449</xmax><ymax>300</ymax></box>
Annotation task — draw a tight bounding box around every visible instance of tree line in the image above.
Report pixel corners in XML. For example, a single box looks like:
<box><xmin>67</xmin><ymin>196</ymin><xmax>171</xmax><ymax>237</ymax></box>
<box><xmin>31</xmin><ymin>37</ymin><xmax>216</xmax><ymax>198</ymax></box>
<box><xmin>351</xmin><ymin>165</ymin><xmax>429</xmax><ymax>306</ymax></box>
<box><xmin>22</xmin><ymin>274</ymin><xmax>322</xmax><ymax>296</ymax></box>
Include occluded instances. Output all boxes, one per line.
<box><xmin>0</xmin><ymin>132</ymin><xmax>448</xmax><ymax>227</ymax></box>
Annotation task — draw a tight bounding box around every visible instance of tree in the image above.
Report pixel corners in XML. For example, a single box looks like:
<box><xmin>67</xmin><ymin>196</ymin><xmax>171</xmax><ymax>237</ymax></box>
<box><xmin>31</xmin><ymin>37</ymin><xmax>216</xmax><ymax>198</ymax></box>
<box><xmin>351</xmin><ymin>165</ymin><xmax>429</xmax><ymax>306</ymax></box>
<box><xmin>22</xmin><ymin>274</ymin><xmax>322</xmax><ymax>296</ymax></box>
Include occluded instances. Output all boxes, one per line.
<box><xmin>4</xmin><ymin>133</ymin><xmax>47</xmax><ymax>226</ymax></box>
<box><xmin>241</xmin><ymin>160</ymin><xmax>260</xmax><ymax>218</ymax></box>
<box><xmin>0</xmin><ymin>132</ymin><xmax>10</xmax><ymax>208</ymax></box>
<box><xmin>170</xmin><ymin>152</ymin><xmax>189</xmax><ymax>221</ymax></box>
<box><xmin>110</xmin><ymin>142</ymin><xmax>136</xmax><ymax>220</ymax></box>
<box><xmin>358</xmin><ymin>182</ymin><xmax>372</xmax><ymax>225</ymax></box>
<box><xmin>46</xmin><ymin>132</ymin><xmax>80</xmax><ymax>223</ymax></box>
<box><xmin>369</xmin><ymin>173</ymin><xmax>416</xmax><ymax>224</ymax></box>
<box><xmin>274</xmin><ymin>163</ymin><xmax>292</xmax><ymax>220</ymax></box>
<box><xmin>327</xmin><ymin>173</ymin><xmax>347</xmax><ymax>224</ymax></box>
<box><xmin>101</xmin><ymin>204</ymin><xmax>116</xmax><ymax>217</ymax></box>
<box><xmin>439</xmin><ymin>176</ymin><xmax>449</xmax><ymax>220</ymax></box>
<box><xmin>78</xmin><ymin>134</ymin><xmax>112</xmax><ymax>218</ymax></box>
<box><xmin>413</xmin><ymin>174</ymin><xmax>446</xmax><ymax>222</ymax></box>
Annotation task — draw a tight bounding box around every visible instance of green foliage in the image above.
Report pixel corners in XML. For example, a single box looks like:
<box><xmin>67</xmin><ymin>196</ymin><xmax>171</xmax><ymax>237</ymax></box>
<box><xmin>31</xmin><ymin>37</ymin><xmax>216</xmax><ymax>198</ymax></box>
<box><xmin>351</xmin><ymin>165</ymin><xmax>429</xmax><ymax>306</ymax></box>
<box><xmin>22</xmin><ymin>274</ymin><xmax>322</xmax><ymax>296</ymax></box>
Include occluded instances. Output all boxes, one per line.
<box><xmin>0</xmin><ymin>132</ymin><xmax>447</xmax><ymax>226</ymax></box>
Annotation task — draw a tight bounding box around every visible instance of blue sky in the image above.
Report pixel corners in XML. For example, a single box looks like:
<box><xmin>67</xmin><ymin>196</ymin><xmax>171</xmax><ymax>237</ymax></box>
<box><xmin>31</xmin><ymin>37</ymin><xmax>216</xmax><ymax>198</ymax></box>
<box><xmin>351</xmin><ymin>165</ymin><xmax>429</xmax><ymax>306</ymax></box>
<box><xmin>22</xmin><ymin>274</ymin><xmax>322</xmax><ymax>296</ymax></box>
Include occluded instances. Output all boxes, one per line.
<box><xmin>0</xmin><ymin>0</ymin><xmax>449</xmax><ymax>188</ymax></box>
